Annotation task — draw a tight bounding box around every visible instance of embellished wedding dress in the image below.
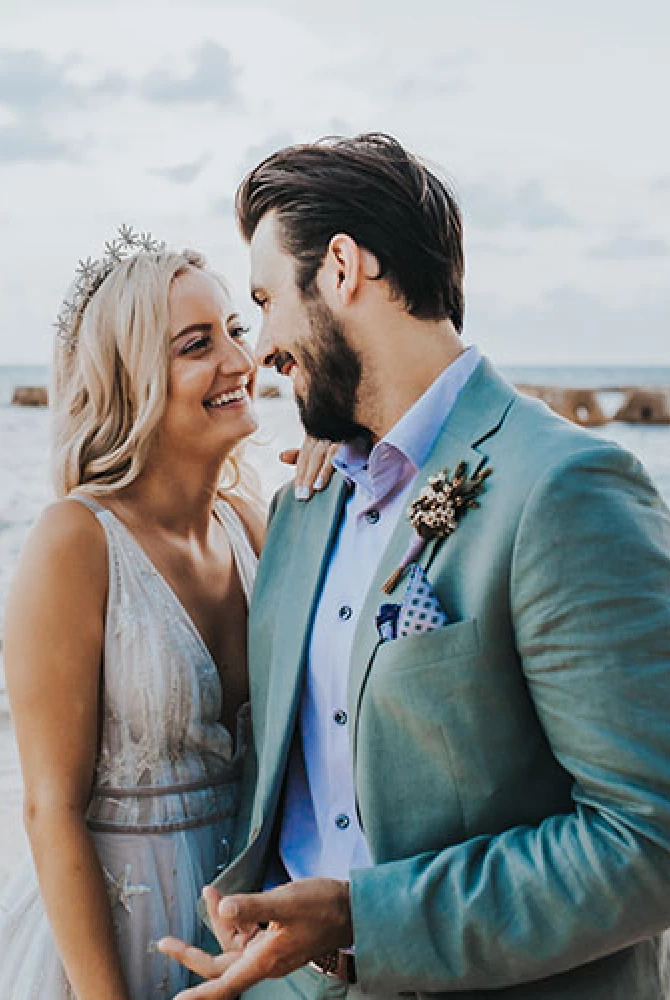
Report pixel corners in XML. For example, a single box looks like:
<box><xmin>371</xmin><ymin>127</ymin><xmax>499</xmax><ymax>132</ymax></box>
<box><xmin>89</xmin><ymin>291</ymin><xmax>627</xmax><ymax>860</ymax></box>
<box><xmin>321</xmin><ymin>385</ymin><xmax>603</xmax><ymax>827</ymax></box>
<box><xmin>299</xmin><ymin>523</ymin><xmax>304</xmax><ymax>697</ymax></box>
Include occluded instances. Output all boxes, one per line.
<box><xmin>0</xmin><ymin>494</ymin><xmax>257</xmax><ymax>999</ymax></box>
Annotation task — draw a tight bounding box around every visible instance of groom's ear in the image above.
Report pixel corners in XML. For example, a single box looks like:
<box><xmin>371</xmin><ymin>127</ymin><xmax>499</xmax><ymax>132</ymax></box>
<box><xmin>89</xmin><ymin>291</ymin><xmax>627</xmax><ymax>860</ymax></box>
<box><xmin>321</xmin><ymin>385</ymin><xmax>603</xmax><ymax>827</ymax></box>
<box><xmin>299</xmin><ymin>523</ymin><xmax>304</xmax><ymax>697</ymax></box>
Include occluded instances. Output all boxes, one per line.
<box><xmin>321</xmin><ymin>233</ymin><xmax>379</xmax><ymax>307</ymax></box>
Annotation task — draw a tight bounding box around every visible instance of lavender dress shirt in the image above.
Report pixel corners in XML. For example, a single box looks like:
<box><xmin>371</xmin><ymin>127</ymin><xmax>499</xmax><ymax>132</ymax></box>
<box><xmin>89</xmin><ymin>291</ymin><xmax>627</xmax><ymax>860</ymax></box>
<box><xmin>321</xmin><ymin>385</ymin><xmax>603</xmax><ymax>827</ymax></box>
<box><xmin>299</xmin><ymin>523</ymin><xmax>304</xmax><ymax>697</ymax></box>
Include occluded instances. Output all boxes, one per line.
<box><xmin>278</xmin><ymin>347</ymin><xmax>481</xmax><ymax>882</ymax></box>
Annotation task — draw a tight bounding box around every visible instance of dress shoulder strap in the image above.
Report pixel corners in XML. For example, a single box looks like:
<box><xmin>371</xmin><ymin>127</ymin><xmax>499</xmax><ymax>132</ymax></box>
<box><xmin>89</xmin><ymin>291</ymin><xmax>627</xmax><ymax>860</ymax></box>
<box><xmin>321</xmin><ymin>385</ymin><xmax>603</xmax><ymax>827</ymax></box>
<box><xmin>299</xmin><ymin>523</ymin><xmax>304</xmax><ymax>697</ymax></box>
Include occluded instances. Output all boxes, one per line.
<box><xmin>214</xmin><ymin>495</ymin><xmax>258</xmax><ymax>602</ymax></box>
<box><xmin>68</xmin><ymin>493</ymin><xmax>107</xmax><ymax>517</ymax></box>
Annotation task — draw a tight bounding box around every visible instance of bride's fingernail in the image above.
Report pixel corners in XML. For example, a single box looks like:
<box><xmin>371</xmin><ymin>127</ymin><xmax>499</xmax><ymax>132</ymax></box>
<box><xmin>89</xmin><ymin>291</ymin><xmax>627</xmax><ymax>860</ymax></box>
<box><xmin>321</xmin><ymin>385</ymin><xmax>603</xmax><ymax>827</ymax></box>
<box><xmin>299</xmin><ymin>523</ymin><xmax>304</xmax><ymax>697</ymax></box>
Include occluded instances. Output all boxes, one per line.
<box><xmin>313</xmin><ymin>476</ymin><xmax>325</xmax><ymax>491</ymax></box>
<box><xmin>295</xmin><ymin>485</ymin><xmax>310</xmax><ymax>501</ymax></box>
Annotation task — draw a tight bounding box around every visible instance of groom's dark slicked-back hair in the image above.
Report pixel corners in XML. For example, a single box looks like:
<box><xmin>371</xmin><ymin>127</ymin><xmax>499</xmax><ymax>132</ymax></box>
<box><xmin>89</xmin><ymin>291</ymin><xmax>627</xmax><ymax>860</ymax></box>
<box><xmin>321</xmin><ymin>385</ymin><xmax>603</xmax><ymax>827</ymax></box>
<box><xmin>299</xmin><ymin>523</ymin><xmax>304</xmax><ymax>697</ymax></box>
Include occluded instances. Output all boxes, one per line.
<box><xmin>235</xmin><ymin>133</ymin><xmax>465</xmax><ymax>331</ymax></box>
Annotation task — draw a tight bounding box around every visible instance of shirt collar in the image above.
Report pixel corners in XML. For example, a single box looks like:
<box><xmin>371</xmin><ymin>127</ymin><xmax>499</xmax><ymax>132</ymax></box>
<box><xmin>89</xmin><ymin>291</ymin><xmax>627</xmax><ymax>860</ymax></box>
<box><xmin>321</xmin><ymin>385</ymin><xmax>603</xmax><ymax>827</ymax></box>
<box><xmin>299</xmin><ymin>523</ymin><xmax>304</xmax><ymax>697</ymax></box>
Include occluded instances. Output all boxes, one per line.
<box><xmin>333</xmin><ymin>345</ymin><xmax>481</xmax><ymax>499</ymax></box>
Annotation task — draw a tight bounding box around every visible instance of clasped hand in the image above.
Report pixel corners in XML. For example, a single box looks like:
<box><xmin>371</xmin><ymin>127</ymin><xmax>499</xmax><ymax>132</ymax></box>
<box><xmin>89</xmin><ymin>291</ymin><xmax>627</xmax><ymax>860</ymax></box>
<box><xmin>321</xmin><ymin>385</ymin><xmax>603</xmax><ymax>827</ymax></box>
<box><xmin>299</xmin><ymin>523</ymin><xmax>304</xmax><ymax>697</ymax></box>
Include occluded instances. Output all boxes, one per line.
<box><xmin>158</xmin><ymin>877</ymin><xmax>353</xmax><ymax>998</ymax></box>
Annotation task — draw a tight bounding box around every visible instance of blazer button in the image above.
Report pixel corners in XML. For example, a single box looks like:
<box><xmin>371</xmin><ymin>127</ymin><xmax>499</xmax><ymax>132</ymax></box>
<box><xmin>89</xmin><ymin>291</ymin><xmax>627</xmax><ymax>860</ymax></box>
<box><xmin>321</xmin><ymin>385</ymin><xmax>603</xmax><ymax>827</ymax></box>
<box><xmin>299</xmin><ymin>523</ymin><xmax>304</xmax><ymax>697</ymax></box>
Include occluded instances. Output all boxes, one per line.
<box><xmin>338</xmin><ymin>605</ymin><xmax>353</xmax><ymax>621</ymax></box>
<box><xmin>335</xmin><ymin>813</ymin><xmax>350</xmax><ymax>830</ymax></box>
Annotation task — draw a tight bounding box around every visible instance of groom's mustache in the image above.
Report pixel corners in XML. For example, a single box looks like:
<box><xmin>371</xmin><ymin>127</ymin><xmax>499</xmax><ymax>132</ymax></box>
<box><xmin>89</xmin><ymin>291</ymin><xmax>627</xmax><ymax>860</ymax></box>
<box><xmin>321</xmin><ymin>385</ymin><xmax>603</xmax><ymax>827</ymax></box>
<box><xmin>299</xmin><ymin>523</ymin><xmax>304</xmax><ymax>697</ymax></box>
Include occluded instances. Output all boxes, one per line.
<box><xmin>271</xmin><ymin>350</ymin><xmax>296</xmax><ymax>376</ymax></box>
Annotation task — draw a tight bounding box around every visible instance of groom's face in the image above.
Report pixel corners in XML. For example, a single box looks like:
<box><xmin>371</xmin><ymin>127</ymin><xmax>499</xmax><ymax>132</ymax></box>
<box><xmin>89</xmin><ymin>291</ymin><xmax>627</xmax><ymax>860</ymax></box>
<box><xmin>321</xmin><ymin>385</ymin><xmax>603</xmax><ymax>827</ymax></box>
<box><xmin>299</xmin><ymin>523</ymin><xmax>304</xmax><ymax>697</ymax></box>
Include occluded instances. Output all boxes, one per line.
<box><xmin>249</xmin><ymin>212</ymin><xmax>368</xmax><ymax>443</ymax></box>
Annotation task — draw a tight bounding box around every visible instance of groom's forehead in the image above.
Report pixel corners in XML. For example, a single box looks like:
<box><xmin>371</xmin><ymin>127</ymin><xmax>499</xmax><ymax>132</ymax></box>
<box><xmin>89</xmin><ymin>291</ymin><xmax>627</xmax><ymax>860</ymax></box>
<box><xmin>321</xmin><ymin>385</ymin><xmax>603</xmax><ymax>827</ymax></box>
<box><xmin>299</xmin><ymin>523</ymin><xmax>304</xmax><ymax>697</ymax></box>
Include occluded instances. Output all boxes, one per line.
<box><xmin>249</xmin><ymin>212</ymin><xmax>281</xmax><ymax>261</ymax></box>
<box><xmin>249</xmin><ymin>213</ymin><xmax>295</xmax><ymax>288</ymax></box>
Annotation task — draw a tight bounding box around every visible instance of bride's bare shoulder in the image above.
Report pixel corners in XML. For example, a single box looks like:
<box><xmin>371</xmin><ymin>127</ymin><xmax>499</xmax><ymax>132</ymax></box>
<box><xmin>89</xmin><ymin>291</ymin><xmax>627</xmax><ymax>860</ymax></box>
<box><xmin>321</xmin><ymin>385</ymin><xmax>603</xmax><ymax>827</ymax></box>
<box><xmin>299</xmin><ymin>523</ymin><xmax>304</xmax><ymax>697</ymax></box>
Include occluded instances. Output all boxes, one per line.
<box><xmin>14</xmin><ymin>497</ymin><xmax>108</xmax><ymax>592</ymax></box>
<box><xmin>28</xmin><ymin>496</ymin><xmax>106</xmax><ymax>549</ymax></box>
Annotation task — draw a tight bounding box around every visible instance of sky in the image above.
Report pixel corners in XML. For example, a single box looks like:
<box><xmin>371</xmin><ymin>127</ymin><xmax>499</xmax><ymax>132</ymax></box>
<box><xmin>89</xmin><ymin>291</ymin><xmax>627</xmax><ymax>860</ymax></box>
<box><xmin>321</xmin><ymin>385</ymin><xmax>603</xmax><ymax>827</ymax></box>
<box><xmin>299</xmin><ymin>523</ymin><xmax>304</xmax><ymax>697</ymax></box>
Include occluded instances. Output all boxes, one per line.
<box><xmin>0</xmin><ymin>0</ymin><xmax>668</xmax><ymax>365</ymax></box>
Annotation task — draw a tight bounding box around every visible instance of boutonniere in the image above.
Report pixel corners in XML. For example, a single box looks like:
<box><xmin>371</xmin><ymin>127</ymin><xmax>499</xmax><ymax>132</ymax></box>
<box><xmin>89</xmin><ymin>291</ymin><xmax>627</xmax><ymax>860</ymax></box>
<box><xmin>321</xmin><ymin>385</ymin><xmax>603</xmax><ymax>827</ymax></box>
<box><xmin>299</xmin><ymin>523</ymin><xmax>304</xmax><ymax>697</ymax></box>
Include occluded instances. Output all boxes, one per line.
<box><xmin>382</xmin><ymin>460</ymin><xmax>493</xmax><ymax>594</ymax></box>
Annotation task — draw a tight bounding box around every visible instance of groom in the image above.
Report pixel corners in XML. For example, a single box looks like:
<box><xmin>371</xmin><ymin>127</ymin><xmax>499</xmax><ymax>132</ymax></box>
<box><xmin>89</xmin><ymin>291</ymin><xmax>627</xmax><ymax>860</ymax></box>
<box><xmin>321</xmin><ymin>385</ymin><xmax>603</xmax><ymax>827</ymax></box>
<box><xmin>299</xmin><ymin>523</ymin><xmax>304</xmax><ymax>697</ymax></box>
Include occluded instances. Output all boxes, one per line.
<box><xmin>162</xmin><ymin>134</ymin><xmax>670</xmax><ymax>998</ymax></box>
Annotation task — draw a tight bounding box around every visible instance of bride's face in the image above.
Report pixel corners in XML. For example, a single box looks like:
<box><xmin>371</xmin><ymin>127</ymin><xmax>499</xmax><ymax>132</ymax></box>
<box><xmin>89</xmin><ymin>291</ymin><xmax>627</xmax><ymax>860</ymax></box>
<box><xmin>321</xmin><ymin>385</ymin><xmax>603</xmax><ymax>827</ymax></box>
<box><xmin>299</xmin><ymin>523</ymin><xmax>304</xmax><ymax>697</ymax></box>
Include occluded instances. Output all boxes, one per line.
<box><xmin>161</xmin><ymin>266</ymin><xmax>258</xmax><ymax>460</ymax></box>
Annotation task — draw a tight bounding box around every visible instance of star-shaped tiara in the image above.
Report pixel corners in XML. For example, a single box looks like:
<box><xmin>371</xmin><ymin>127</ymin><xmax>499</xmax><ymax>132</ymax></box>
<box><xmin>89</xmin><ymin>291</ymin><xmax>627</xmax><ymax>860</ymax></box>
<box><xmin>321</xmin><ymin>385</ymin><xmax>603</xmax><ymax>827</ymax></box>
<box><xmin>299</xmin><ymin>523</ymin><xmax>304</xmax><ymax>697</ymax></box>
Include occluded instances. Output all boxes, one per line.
<box><xmin>55</xmin><ymin>225</ymin><xmax>167</xmax><ymax>350</ymax></box>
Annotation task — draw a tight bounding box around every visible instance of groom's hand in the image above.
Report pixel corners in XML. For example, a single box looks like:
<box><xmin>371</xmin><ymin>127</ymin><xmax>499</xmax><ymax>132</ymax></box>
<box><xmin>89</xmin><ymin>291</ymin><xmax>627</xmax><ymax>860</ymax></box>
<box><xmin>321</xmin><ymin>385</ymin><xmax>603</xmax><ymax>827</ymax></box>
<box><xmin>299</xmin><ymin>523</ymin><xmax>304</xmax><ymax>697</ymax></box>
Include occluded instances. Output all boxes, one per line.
<box><xmin>158</xmin><ymin>878</ymin><xmax>353</xmax><ymax>999</ymax></box>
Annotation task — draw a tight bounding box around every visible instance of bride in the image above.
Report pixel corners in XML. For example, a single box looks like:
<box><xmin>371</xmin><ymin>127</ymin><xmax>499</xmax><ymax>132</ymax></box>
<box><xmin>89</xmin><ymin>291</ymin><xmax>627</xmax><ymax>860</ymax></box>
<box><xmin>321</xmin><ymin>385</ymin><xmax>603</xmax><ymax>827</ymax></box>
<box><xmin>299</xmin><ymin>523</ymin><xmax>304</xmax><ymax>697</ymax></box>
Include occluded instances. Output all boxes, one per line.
<box><xmin>0</xmin><ymin>230</ymin><xmax>333</xmax><ymax>999</ymax></box>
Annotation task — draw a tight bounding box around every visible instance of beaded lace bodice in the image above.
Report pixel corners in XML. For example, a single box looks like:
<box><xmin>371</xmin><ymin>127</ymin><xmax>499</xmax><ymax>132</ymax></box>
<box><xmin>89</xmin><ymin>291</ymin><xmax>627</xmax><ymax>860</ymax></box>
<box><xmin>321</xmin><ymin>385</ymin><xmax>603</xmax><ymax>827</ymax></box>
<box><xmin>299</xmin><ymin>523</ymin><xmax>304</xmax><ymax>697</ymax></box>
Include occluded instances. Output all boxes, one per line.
<box><xmin>73</xmin><ymin>496</ymin><xmax>257</xmax><ymax>834</ymax></box>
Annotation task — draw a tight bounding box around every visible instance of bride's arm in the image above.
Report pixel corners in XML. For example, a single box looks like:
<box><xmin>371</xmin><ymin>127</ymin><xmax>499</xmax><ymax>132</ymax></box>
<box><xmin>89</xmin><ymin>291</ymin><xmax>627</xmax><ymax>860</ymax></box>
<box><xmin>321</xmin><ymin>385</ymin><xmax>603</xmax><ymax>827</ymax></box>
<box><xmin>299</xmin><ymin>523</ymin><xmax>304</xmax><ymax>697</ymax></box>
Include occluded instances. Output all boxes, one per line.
<box><xmin>4</xmin><ymin>500</ymin><xmax>131</xmax><ymax>1000</ymax></box>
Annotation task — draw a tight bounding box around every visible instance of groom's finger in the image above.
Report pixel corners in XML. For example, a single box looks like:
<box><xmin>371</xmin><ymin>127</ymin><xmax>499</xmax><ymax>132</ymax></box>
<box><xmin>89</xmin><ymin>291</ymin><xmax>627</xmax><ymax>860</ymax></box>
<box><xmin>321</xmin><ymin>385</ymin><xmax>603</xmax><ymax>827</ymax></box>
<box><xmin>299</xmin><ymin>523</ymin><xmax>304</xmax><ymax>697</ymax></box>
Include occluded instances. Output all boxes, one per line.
<box><xmin>156</xmin><ymin>936</ymin><xmax>231</xmax><ymax>979</ymax></box>
<box><xmin>218</xmin><ymin>887</ymin><xmax>296</xmax><ymax>927</ymax></box>
<box><xmin>206</xmin><ymin>885</ymin><xmax>261</xmax><ymax>951</ymax></box>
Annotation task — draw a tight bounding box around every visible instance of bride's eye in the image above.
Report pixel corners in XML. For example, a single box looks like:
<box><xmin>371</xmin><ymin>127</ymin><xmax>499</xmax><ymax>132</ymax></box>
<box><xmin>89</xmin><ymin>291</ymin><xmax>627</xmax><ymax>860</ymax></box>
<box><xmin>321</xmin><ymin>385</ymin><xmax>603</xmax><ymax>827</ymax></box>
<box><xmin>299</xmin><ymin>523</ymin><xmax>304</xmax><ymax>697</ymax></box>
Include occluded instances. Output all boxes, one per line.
<box><xmin>180</xmin><ymin>335</ymin><xmax>211</xmax><ymax>355</ymax></box>
<box><xmin>229</xmin><ymin>325</ymin><xmax>250</xmax><ymax>340</ymax></box>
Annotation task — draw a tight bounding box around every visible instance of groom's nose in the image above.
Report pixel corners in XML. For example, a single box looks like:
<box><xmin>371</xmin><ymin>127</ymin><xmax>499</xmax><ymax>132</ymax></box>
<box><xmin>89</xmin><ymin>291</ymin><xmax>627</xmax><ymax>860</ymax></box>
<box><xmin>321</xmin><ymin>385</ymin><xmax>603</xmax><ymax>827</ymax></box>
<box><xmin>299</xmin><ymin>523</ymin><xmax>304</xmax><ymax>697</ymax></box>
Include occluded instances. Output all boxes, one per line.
<box><xmin>254</xmin><ymin>325</ymin><xmax>276</xmax><ymax>368</ymax></box>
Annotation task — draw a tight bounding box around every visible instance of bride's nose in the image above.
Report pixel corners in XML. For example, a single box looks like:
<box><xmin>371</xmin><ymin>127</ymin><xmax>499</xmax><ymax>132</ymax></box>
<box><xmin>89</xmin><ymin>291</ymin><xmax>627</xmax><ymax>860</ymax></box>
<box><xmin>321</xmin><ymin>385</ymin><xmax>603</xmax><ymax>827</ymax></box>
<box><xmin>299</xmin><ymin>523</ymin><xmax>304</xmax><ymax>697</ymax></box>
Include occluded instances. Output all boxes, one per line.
<box><xmin>216</xmin><ymin>336</ymin><xmax>255</xmax><ymax>376</ymax></box>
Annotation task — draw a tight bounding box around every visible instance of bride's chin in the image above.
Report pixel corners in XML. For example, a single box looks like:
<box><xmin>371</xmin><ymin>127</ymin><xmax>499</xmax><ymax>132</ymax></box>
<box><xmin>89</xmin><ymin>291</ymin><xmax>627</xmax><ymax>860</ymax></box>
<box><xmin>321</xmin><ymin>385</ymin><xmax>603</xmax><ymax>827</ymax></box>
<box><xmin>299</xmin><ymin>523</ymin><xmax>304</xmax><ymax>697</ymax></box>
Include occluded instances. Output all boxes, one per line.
<box><xmin>220</xmin><ymin>414</ymin><xmax>259</xmax><ymax>449</ymax></box>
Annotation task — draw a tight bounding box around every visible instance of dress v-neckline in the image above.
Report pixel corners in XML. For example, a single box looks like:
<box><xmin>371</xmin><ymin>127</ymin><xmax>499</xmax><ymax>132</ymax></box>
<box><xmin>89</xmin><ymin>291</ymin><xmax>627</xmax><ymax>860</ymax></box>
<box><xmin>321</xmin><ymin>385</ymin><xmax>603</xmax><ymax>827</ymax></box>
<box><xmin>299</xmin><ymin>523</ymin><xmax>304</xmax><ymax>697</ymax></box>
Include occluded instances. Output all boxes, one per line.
<box><xmin>105</xmin><ymin>502</ymin><xmax>244</xmax><ymax>676</ymax></box>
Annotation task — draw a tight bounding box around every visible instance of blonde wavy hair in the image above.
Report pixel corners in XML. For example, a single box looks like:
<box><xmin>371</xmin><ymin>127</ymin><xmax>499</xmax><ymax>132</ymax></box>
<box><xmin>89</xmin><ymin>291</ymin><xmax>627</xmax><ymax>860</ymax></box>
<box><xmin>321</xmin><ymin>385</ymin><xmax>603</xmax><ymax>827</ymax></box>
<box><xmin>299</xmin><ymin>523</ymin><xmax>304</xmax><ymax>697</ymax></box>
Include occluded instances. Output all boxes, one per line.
<box><xmin>52</xmin><ymin>248</ymin><xmax>255</xmax><ymax>499</ymax></box>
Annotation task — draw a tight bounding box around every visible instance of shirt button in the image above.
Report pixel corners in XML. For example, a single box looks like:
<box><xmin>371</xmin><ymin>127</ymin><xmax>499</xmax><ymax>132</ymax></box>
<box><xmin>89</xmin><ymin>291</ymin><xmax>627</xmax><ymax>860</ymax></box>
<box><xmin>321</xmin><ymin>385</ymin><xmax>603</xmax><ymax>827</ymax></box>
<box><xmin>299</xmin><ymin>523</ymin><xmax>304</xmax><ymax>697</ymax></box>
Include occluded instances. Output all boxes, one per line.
<box><xmin>335</xmin><ymin>813</ymin><xmax>350</xmax><ymax>830</ymax></box>
<box><xmin>338</xmin><ymin>605</ymin><xmax>353</xmax><ymax>621</ymax></box>
<box><xmin>365</xmin><ymin>509</ymin><xmax>380</xmax><ymax>524</ymax></box>
<box><xmin>333</xmin><ymin>709</ymin><xmax>348</xmax><ymax>726</ymax></box>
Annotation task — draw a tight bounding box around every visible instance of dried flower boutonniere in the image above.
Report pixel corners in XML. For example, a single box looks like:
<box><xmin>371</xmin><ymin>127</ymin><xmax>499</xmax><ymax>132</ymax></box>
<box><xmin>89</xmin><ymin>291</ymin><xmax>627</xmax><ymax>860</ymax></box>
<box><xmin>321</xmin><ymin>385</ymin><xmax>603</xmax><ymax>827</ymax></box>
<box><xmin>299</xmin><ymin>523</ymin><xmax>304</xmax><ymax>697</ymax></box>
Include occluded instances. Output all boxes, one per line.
<box><xmin>382</xmin><ymin>460</ymin><xmax>493</xmax><ymax>594</ymax></box>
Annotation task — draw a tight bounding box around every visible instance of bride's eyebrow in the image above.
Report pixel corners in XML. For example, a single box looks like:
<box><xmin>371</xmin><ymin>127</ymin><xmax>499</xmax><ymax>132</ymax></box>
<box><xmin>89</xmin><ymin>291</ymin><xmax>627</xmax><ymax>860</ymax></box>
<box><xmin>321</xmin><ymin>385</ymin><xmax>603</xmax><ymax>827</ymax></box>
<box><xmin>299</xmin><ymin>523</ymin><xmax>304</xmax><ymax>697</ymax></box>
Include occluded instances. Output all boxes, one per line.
<box><xmin>171</xmin><ymin>322</ymin><xmax>213</xmax><ymax>343</ymax></box>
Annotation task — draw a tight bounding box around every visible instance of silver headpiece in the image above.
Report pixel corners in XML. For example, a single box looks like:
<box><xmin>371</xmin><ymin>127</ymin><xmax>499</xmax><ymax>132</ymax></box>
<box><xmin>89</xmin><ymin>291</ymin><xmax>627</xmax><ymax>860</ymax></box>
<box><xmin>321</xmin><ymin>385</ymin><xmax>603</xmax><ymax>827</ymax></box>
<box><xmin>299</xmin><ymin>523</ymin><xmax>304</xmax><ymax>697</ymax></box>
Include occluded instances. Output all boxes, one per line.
<box><xmin>55</xmin><ymin>224</ymin><xmax>167</xmax><ymax>350</ymax></box>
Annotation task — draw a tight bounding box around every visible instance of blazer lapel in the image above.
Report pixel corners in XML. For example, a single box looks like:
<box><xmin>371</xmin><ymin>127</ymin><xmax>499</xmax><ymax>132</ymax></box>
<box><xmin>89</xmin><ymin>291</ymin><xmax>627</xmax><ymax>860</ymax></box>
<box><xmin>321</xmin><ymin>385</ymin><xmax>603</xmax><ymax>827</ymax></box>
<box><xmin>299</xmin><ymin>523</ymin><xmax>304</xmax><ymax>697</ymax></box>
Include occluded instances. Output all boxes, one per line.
<box><xmin>347</xmin><ymin>358</ymin><xmax>517</xmax><ymax>723</ymax></box>
<box><xmin>255</xmin><ymin>474</ymin><xmax>351</xmax><ymax>814</ymax></box>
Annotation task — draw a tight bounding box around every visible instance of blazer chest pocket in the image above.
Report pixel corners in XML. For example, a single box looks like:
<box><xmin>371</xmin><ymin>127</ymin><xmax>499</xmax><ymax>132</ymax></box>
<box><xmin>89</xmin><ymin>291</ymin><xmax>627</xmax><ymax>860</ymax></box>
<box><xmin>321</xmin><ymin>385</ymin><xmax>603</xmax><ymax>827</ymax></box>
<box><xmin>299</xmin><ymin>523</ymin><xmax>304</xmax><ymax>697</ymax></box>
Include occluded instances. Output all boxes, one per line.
<box><xmin>374</xmin><ymin>616</ymin><xmax>481</xmax><ymax>675</ymax></box>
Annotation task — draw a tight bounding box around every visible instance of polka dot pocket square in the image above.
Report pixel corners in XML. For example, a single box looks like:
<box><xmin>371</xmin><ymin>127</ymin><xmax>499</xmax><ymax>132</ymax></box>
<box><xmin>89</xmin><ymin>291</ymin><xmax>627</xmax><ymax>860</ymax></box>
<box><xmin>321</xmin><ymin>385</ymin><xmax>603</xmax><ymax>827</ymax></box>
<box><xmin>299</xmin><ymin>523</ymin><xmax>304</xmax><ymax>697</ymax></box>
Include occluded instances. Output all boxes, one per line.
<box><xmin>375</xmin><ymin>564</ymin><xmax>449</xmax><ymax>641</ymax></box>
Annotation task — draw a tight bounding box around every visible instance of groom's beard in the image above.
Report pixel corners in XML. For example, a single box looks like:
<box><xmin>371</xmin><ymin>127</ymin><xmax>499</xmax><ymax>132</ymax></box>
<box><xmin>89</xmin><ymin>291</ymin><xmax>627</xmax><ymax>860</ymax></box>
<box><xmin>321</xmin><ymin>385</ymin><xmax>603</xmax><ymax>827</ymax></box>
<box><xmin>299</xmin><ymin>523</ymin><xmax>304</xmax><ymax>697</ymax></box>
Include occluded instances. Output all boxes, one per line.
<box><xmin>296</xmin><ymin>297</ymin><xmax>372</xmax><ymax>446</ymax></box>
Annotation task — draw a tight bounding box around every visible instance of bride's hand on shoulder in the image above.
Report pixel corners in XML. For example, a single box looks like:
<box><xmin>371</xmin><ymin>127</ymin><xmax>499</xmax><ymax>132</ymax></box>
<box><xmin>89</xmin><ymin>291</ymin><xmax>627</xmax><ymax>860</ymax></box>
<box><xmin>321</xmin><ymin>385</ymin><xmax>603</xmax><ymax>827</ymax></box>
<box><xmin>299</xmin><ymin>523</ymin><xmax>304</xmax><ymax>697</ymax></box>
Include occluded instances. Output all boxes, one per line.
<box><xmin>280</xmin><ymin>438</ymin><xmax>340</xmax><ymax>502</ymax></box>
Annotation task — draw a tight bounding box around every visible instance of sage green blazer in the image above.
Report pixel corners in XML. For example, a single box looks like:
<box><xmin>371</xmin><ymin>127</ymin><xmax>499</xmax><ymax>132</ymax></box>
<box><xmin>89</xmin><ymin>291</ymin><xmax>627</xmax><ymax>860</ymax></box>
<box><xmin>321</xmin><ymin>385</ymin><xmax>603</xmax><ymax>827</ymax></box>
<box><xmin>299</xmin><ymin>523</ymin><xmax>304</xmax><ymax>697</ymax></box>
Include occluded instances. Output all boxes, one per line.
<box><xmin>213</xmin><ymin>358</ymin><xmax>670</xmax><ymax>998</ymax></box>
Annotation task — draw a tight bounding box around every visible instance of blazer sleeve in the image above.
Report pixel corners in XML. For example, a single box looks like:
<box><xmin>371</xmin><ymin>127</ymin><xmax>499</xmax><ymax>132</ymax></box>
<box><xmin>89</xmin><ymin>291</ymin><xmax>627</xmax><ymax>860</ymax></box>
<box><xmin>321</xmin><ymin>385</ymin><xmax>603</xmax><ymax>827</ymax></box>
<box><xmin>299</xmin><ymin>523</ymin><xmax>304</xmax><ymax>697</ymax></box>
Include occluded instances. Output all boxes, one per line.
<box><xmin>350</xmin><ymin>442</ymin><xmax>670</xmax><ymax>994</ymax></box>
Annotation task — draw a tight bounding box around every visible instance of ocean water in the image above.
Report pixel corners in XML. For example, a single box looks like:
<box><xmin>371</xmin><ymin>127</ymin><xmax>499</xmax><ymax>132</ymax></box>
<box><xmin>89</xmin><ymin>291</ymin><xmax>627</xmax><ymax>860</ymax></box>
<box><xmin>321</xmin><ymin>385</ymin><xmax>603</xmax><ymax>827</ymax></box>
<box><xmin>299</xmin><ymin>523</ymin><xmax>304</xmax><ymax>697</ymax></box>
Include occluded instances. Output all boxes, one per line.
<box><xmin>2</xmin><ymin>361</ymin><xmax>670</xmax><ymax>708</ymax></box>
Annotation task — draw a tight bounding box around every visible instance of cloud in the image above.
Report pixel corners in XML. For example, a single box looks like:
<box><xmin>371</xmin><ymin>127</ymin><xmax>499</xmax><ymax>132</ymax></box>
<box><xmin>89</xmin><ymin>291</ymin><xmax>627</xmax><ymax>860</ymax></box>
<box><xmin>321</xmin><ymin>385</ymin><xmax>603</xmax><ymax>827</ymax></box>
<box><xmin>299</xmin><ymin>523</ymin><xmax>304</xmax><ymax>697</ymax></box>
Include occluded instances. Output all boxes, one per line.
<box><xmin>461</xmin><ymin>178</ymin><xmax>575</xmax><ymax>230</ymax></box>
<box><xmin>0</xmin><ymin>48</ymin><xmax>129</xmax><ymax>114</ymax></box>
<box><xmin>588</xmin><ymin>225</ymin><xmax>670</xmax><ymax>259</ymax></box>
<box><xmin>91</xmin><ymin>72</ymin><xmax>131</xmax><ymax>98</ymax></box>
<box><xmin>211</xmin><ymin>195</ymin><xmax>235</xmax><ymax>217</ymax></box>
<box><xmin>139</xmin><ymin>42</ymin><xmax>240</xmax><ymax>107</ymax></box>
<box><xmin>325</xmin><ymin>117</ymin><xmax>356</xmax><ymax>138</ymax></box>
<box><xmin>237</xmin><ymin>130</ymin><xmax>295</xmax><ymax>178</ymax></box>
<box><xmin>0</xmin><ymin>48</ymin><xmax>129</xmax><ymax>164</ymax></box>
<box><xmin>1</xmin><ymin>42</ymin><xmax>240</xmax><ymax>121</ymax></box>
<box><xmin>467</xmin><ymin>283</ymin><xmax>670</xmax><ymax>364</ymax></box>
<box><xmin>151</xmin><ymin>153</ymin><xmax>211</xmax><ymax>185</ymax></box>
<box><xmin>392</xmin><ymin>70</ymin><xmax>465</xmax><ymax>101</ymax></box>
<box><xmin>0</xmin><ymin>119</ymin><xmax>74</xmax><ymax>163</ymax></box>
<box><xmin>468</xmin><ymin>239</ymin><xmax>528</xmax><ymax>256</ymax></box>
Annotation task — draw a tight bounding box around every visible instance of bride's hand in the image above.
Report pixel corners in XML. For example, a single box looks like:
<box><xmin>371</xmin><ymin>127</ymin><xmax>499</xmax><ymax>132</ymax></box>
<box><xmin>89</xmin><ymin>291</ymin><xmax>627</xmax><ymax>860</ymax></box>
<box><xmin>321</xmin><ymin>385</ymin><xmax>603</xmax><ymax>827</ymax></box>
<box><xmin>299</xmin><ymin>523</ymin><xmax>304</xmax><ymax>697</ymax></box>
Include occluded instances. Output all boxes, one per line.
<box><xmin>280</xmin><ymin>438</ymin><xmax>339</xmax><ymax>501</ymax></box>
